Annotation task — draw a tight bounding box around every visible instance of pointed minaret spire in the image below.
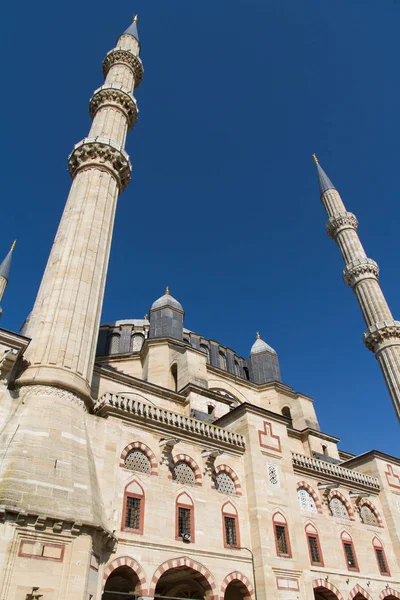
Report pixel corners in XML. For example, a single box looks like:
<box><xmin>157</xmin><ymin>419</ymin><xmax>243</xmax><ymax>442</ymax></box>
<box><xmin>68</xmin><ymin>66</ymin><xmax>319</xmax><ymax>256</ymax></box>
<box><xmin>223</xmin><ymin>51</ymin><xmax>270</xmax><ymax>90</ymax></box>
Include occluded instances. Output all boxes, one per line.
<box><xmin>123</xmin><ymin>14</ymin><xmax>139</xmax><ymax>43</ymax></box>
<box><xmin>313</xmin><ymin>154</ymin><xmax>336</xmax><ymax>196</ymax></box>
<box><xmin>18</xmin><ymin>19</ymin><xmax>144</xmax><ymax>399</ymax></box>
<box><xmin>0</xmin><ymin>240</ymin><xmax>16</xmax><ymax>314</ymax></box>
<box><xmin>314</xmin><ymin>156</ymin><xmax>400</xmax><ymax>423</ymax></box>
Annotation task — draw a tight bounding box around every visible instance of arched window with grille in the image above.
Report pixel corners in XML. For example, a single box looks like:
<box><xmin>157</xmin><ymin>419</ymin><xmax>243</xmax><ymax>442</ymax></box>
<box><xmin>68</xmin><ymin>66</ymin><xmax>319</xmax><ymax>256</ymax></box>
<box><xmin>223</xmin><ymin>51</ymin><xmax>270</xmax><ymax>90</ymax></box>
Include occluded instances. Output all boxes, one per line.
<box><xmin>219</xmin><ymin>351</ymin><xmax>227</xmax><ymax>371</ymax></box>
<box><xmin>124</xmin><ymin>449</ymin><xmax>151</xmax><ymax>474</ymax></box>
<box><xmin>108</xmin><ymin>333</ymin><xmax>121</xmax><ymax>354</ymax></box>
<box><xmin>305</xmin><ymin>522</ymin><xmax>324</xmax><ymax>566</ymax></box>
<box><xmin>215</xmin><ymin>471</ymin><xmax>235</xmax><ymax>495</ymax></box>
<box><xmin>360</xmin><ymin>504</ymin><xmax>379</xmax><ymax>526</ymax></box>
<box><xmin>273</xmin><ymin>512</ymin><xmax>292</xmax><ymax>558</ymax></box>
<box><xmin>200</xmin><ymin>344</ymin><xmax>210</xmax><ymax>364</ymax></box>
<box><xmin>372</xmin><ymin>537</ymin><xmax>390</xmax><ymax>575</ymax></box>
<box><xmin>341</xmin><ymin>531</ymin><xmax>359</xmax><ymax>571</ymax></box>
<box><xmin>172</xmin><ymin>461</ymin><xmax>196</xmax><ymax>486</ymax></box>
<box><xmin>329</xmin><ymin>496</ymin><xmax>349</xmax><ymax>520</ymax></box>
<box><xmin>176</xmin><ymin>492</ymin><xmax>194</xmax><ymax>541</ymax></box>
<box><xmin>234</xmin><ymin>360</ymin><xmax>240</xmax><ymax>376</ymax></box>
<box><xmin>297</xmin><ymin>487</ymin><xmax>317</xmax><ymax>513</ymax></box>
<box><xmin>222</xmin><ymin>502</ymin><xmax>240</xmax><ymax>548</ymax></box>
<box><xmin>131</xmin><ymin>333</ymin><xmax>144</xmax><ymax>352</ymax></box>
<box><xmin>122</xmin><ymin>480</ymin><xmax>145</xmax><ymax>533</ymax></box>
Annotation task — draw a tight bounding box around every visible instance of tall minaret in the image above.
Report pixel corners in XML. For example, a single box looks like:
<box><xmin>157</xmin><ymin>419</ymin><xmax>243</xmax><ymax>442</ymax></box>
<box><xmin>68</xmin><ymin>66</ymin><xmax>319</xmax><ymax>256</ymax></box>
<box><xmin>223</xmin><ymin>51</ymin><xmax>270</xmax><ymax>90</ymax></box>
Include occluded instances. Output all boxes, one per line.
<box><xmin>314</xmin><ymin>155</ymin><xmax>400</xmax><ymax>422</ymax></box>
<box><xmin>18</xmin><ymin>17</ymin><xmax>143</xmax><ymax>400</ymax></box>
<box><xmin>0</xmin><ymin>241</ymin><xmax>16</xmax><ymax>316</ymax></box>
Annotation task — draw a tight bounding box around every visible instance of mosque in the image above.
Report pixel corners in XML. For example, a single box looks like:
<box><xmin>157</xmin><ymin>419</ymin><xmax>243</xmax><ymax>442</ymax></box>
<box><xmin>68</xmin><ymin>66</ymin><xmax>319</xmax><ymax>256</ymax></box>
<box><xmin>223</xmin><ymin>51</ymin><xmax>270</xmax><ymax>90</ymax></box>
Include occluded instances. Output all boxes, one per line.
<box><xmin>0</xmin><ymin>15</ymin><xmax>399</xmax><ymax>600</ymax></box>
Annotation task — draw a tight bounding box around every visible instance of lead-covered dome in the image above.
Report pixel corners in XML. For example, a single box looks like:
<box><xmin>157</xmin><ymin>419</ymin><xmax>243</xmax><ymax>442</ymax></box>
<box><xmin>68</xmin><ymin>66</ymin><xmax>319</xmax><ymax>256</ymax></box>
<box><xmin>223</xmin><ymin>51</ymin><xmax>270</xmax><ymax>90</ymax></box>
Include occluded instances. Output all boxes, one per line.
<box><xmin>250</xmin><ymin>333</ymin><xmax>277</xmax><ymax>356</ymax></box>
<box><xmin>151</xmin><ymin>287</ymin><xmax>183</xmax><ymax>312</ymax></box>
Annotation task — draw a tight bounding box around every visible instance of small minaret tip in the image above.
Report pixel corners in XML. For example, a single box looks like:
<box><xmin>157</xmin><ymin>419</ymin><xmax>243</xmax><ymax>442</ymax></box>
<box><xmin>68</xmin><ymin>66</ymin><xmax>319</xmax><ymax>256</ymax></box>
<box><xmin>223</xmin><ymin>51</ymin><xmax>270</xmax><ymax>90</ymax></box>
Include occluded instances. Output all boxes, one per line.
<box><xmin>133</xmin><ymin>14</ymin><xmax>138</xmax><ymax>22</ymax></box>
<box><xmin>11</xmin><ymin>240</ymin><xmax>16</xmax><ymax>251</ymax></box>
<box><xmin>312</xmin><ymin>153</ymin><xmax>318</xmax><ymax>164</ymax></box>
<box><xmin>165</xmin><ymin>286</ymin><xmax>170</xmax><ymax>295</ymax></box>
<box><xmin>256</xmin><ymin>331</ymin><xmax>261</xmax><ymax>339</ymax></box>
<box><xmin>313</xmin><ymin>154</ymin><xmax>336</xmax><ymax>195</ymax></box>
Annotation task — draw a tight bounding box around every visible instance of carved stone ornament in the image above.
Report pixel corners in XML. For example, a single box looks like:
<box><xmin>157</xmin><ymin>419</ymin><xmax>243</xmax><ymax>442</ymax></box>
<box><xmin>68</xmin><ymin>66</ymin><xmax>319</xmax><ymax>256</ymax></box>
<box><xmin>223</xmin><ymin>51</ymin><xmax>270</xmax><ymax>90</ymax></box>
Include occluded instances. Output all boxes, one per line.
<box><xmin>102</xmin><ymin>48</ymin><xmax>144</xmax><ymax>88</ymax></box>
<box><xmin>364</xmin><ymin>320</ymin><xmax>400</xmax><ymax>352</ymax></box>
<box><xmin>326</xmin><ymin>211</ymin><xmax>358</xmax><ymax>239</ymax></box>
<box><xmin>342</xmin><ymin>257</ymin><xmax>379</xmax><ymax>287</ymax></box>
<box><xmin>17</xmin><ymin>384</ymin><xmax>87</xmax><ymax>410</ymax></box>
<box><xmin>68</xmin><ymin>137</ymin><xmax>132</xmax><ymax>191</ymax></box>
<box><xmin>89</xmin><ymin>84</ymin><xmax>138</xmax><ymax>130</ymax></box>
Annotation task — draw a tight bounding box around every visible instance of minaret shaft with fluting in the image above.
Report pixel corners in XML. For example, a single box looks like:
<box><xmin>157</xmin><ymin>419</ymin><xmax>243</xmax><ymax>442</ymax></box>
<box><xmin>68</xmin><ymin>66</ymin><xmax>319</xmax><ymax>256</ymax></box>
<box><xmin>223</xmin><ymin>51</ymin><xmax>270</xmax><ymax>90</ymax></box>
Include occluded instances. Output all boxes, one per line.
<box><xmin>19</xmin><ymin>25</ymin><xmax>143</xmax><ymax>398</ymax></box>
<box><xmin>316</xmin><ymin>159</ymin><xmax>400</xmax><ymax>422</ymax></box>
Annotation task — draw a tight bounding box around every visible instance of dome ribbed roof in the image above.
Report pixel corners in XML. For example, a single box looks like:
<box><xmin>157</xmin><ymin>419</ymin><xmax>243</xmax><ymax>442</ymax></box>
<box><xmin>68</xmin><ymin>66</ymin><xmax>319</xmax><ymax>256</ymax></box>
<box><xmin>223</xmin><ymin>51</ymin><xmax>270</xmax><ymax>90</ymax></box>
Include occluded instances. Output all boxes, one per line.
<box><xmin>250</xmin><ymin>334</ymin><xmax>277</xmax><ymax>356</ymax></box>
<box><xmin>151</xmin><ymin>288</ymin><xmax>183</xmax><ymax>312</ymax></box>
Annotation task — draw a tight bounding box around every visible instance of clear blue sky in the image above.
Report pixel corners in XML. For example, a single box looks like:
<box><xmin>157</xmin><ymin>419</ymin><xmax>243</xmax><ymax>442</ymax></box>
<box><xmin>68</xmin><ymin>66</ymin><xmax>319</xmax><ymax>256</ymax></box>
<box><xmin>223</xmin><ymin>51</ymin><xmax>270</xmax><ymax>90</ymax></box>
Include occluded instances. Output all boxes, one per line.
<box><xmin>1</xmin><ymin>0</ymin><xmax>399</xmax><ymax>456</ymax></box>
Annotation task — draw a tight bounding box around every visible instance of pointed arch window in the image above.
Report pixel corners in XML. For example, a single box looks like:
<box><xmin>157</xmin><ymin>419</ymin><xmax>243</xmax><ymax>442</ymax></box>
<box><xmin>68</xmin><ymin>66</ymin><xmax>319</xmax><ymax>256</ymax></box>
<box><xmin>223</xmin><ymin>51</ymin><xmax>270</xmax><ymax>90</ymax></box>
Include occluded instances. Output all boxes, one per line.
<box><xmin>297</xmin><ymin>487</ymin><xmax>317</xmax><ymax>513</ymax></box>
<box><xmin>373</xmin><ymin>537</ymin><xmax>390</xmax><ymax>575</ymax></box>
<box><xmin>273</xmin><ymin>512</ymin><xmax>292</xmax><ymax>558</ymax></box>
<box><xmin>305</xmin><ymin>523</ymin><xmax>324</xmax><ymax>566</ymax></box>
<box><xmin>341</xmin><ymin>531</ymin><xmax>359</xmax><ymax>571</ymax></box>
<box><xmin>360</xmin><ymin>504</ymin><xmax>379</xmax><ymax>526</ymax></box>
<box><xmin>176</xmin><ymin>492</ymin><xmax>194</xmax><ymax>541</ymax></box>
<box><xmin>222</xmin><ymin>502</ymin><xmax>240</xmax><ymax>548</ymax></box>
<box><xmin>122</xmin><ymin>481</ymin><xmax>145</xmax><ymax>534</ymax></box>
<box><xmin>329</xmin><ymin>496</ymin><xmax>349</xmax><ymax>520</ymax></box>
<box><xmin>219</xmin><ymin>351</ymin><xmax>227</xmax><ymax>371</ymax></box>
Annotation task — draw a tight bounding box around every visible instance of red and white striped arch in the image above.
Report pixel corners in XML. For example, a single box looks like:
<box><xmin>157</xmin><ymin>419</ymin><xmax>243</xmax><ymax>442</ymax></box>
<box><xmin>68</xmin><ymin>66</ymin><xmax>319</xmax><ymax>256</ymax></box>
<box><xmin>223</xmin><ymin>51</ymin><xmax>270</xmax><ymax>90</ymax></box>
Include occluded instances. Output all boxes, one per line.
<box><xmin>119</xmin><ymin>441</ymin><xmax>158</xmax><ymax>475</ymax></box>
<box><xmin>296</xmin><ymin>480</ymin><xmax>323</xmax><ymax>513</ymax></box>
<box><xmin>358</xmin><ymin>497</ymin><xmax>384</xmax><ymax>527</ymax></box>
<box><xmin>149</xmin><ymin>556</ymin><xmax>217</xmax><ymax>599</ymax></box>
<box><xmin>348</xmin><ymin>584</ymin><xmax>373</xmax><ymax>600</ymax></box>
<box><xmin>379</xmin><ymin>587</ymin><xmax>400</xmax><ymax>600</ymax></box>
<box><xmin>170</xmin><ymin>453</ymin><xmax>202</xmax><ymax>486</ymax></box>
<box><xmin>103</xmin><ymin>556</ymin><xmax>147</xmax><ymax>594</ymax></box>
<box><xmin>220</xmin><ymin>571</ymin><xmax>254</xmax><ymax>600</ymax></box>
<box><xmin>213</xmin><ymin>464</ymin><xmax>242</xmax><ymax>496</ymax></box>
<box><xmin>313</xmin><ymin>579</ymin><xmax>344</xmax><ymax>600</ymax></box>
<box><xmin>328</xmin><ymin>489</ymin><xmax>355</xmax><ymax>521</ymax></box>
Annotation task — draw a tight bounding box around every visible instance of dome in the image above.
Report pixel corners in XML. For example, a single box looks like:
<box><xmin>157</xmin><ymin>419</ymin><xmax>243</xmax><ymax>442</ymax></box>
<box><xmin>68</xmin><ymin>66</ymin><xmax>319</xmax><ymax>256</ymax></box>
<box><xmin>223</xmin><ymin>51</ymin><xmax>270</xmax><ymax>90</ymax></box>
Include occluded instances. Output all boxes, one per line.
<box><xmin>250</xmin><ymin>333</ymin><xmax>277</xmax><ymax>356</ymax></box>
<box><xmin>151</xmin><ymin>287</ymin><xmax>183</xmax><ymax>312</ymax></box>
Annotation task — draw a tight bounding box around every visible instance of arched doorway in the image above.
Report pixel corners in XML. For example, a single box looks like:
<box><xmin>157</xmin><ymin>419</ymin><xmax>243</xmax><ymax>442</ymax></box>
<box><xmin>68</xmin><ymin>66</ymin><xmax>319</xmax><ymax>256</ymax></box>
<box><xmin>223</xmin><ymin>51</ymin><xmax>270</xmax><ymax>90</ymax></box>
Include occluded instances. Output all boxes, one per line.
<box><xmin>154</xmin><ymin>565</ymin><xmax>213</xmax><ymax>599</ymax></box>
<box><xmin>313</xmin><ymin>582</ymin><xmax>342</xmax><ymax>600</ymax></box>
<box><xmin>224</xmin><ymin>579</ymin><xmax>251</xmax><ymax>600</ymax></box>
<box><xmin>103</xmin><ymin>566</ymin><xmax>141</xmax><ymax>600</ymax></box>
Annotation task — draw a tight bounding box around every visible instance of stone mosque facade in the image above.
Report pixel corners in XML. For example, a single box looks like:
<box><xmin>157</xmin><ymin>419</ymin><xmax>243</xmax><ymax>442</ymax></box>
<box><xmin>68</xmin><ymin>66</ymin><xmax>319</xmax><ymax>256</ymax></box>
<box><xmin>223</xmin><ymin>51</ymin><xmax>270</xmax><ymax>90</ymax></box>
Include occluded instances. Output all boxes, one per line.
<box><xmin>0</xmin><ymin>16</ymin><xmax>399</xmax><ymax>600</ymax></box>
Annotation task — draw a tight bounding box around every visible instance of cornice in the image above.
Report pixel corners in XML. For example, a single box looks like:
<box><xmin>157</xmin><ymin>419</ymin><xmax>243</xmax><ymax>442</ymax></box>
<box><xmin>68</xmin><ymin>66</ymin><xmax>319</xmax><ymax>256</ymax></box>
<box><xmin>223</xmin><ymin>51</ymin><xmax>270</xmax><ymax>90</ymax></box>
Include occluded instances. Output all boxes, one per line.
<box><xmin>287</xmin><ymin>427</ymin><xmax>340</xmax><ymax>444</ymax></box>
<box><xmin>341</xmin><ymin>450</ymin><xmax>400</xmax><ymax>469</ymax></box>
<box><xmin>0</xmin><ymin>327</ymin><xmax>30</xmax><ymax>352</ymax></box>
<box><xmin>214</xmin><ymin>402</ymin><xmax>290</xmax><ymax>427</ymax></box>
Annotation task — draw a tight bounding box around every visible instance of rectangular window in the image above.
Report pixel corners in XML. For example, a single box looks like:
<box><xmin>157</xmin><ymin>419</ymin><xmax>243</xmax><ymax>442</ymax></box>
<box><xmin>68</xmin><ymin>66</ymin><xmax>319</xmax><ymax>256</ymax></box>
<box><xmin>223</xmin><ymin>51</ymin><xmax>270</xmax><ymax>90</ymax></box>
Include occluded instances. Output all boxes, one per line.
<box><xmin>343</xmin><ymin>542</ymin><xmax>358</xmax><ymax>571</ymax></box>
<box><xmin>224</xmin><ymin>516</ymin><xmax>238</xmax><ymax>547</ymax></box>
<box><xmin>125</xmin><ymin>496</ymin><xmax>141</xmax><ymax>530</ymax></box>
<box><xmin>375</xmin><ymin>548</ymin><xmax>390</xmax><ymax>575</ymax></box>
<box><xmin>275</xmin><ymin>524</ymin><xmax>291</xmax><ymax>557</ymax></box>
<box><xmin>307</xmin><ymin>535</ymin><xmax>323</xmax><ymax>566</ymax></box>
<box><xmin>178</xmin><ymin>507</ymin><xmax>191</xmax><ymax>537</ymax></box>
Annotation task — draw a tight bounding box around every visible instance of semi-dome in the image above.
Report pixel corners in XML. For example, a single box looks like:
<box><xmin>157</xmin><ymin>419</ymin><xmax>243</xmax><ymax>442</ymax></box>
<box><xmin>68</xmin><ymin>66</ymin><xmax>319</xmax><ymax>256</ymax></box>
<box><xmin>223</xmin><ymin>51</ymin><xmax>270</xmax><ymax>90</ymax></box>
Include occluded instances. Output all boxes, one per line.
<box><xmin>151</xmin><ymin>287</ymin><xmax>183</xmax><ymax>312</ymax></box>
<box><xmin>250</xmin><ymin>332</ymin><xmax>277</xmax><ymax>356</ymax></box>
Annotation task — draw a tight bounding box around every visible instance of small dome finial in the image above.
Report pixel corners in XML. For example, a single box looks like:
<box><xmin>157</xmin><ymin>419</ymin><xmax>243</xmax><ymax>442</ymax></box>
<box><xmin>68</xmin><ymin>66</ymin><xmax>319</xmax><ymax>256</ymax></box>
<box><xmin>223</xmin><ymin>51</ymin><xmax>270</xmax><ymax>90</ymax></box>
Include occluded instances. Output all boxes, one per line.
<box><xmin>133</xmin><ymin>14</ymin><xmax>138</xmax><ymax>22</ymax></box>
<box><xmin>165</xmin><ymin>286</ymin><xmax>170</xmax><ymax>295</ymax></box>
<box><xmin>10</xmin><ymin>240</ymin><xmax>16</xmax><ymax>251</ymax></box>
<box><xmin>312</xmin><ymin>153</ymin><xmax>318</xmax><ymax>164</ymax></box>
<box><xmin>256</xmin><ymin>331</ymin><xmax>261</xmax><ymax>339</ymax></box>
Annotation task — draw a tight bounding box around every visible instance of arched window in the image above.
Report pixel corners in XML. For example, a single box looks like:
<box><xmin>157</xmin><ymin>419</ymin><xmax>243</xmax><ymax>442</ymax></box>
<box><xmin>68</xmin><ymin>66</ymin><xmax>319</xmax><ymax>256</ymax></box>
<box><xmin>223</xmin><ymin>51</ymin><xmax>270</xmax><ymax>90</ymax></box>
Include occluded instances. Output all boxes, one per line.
<box><xmin>219</xmin><ymin>351</ymin><xmax>227</xmax><ymax>370</ymax></box>
<box><xmin>305</xmin><ymin>523</ymin><xmax>324</xmax><ymax>566</ymax></box>
<box><xmin>222</xmin><ymin>502</ymin><xmax>240</xmax><ymax>548</ymax></box>
<box><xmin>243</xmin><ymin>366</ymin><xmax>250</xmax><ymax>380</ymax></box>
<box><xmin>170</xmin><ymin>363</ymin><xmax>178</xmax><ymax>392</ymax></box>
<box><xmin>273</xmin><ymin>512</ymin><xmax>292</xmax><ymax>558</ymax></box>
<box><xmin>234</xmin><ymin>360</ymin><xmax>240</xmax><ymax>376</ymax></box>
<box><xmin>172</xmin><ymin>461</ymin><xmax>196</xmax><ymax>486</ymax></box>
<box><xmin>341</xmin><ymin>531</ymin><xmax>359</xmax><ymax>571</ymax></box>
<box><xmin>297</xmin><ymin>487</ymin><xmax>317</xmax><ymax>513</ymax></box>
<box><xmin>281</xmin><ymin>406</ymin><xmax>293</xmax><ymax>426</ymax></box>
<box><xmin>360</xmin><ymin>504</ymin><xmax>379</xmax><ymax>526</ymax></box>
<box><xmin>124</xmin><ymin>449</ymin><xmax>151</xmax><ymax>474</ymax></box>
<box><xmin>108</xmin><ymin>333</ymin><xmax>121</xmax><ymax>354</ymax></box>
<box><xmin>215</xmin><ymin>471</ymin><xmax>235</xmax><ymax>495</ymax></box>
<box><xmin>329</xmin><ymin>496</ymin><xmax>349</xmax><ymax>519</ymax></box>
<box><xmin>176</xmin><ymin>492</ymin><xmax>194</xmax><ymax>541</ymax></box>
<box><xmin>122</xmin><ymin>481</ymin><xmax>145</xmax><ymax>533</ymax></box>
<box><xmin>373</xmin><ymin>537</ymin><xmax>390</xmax><ymax>575</ymax></box>
<box><xmin>200</xmin><ymin>344</ymin><xmax>210</xmax><ymax>363</ymax></box>
<box><xmin>131</xmin><ymin>334</ymin><xmax>144</xmax><ymax>352</ymax></box>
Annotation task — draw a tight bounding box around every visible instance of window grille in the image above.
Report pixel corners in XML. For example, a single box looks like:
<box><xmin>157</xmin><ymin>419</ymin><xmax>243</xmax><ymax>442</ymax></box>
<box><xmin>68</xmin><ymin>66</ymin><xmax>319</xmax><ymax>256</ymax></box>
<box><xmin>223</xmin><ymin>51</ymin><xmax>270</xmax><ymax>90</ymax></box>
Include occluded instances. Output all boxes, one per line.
<box><xmin>275</xmin><ymin>525</ymin><xmax>289</xmax><ymax>556</ymax></box>
<box><xmin>360</xmin><ymin>504</ymin><xmax>378</xmax><ymax>526</ymax></box>
<box><xmin>268</xmin><ymin>464</ymin><xmax>279</xmax><ymax>486</ymax></box>
<box><xmin>215</xmin><ymin>472</ymin><xmax>235</xmax><ymax>495</ymax></box>
<box><xmin>125</xmin><ymin>497</ymin><xmax>141</xmax><ymax>530</ymax></box>
<box><xmin>224</xmin><ymin>516</ymin><xmax>237</xmax><ymax>547</ymax></box>
<box><xmin>178</xmin><ymin>507</ymin><xmax>191</xmax><ymax>537</ymax></box>
<box><xmin>124</xmin><ymin>449</ymin><xmax>151</xmax><ymax>474</ymax></box>
<box><xmin>219</xmin><ymin>352</ymin><xmax>227</xmax><ymax>370</ymax></box>
<box><xmin>329</xmin><ymin>496</ymin><xmax>349</xmax><ymax>519</ymax></box>
<box><xmin>108</xmin><ymin>333</ymin><xmax>120</xmax><ymax>354</ymax></box>
<box><xmin>297</xmin><ymin>487</ymin><xmax>317</xmax><ymax>512</ymax></box>
<box><xmin>131</xmin><ymin>334</ymin><xmax>144</xmax><ymax>352</ymax></box>
<box><xmin>307</xmin><ymin>535</ymin><xmax>321</xmax><ymax>564</ymax></box>
<box><xmin>173</xmin><ymin>461</ymin><xmax>196</xmax><ymax>486</ymax></box>
<box><xmin>343</xmin><ymin>542</ymin><xmax>357</xmax><ymax>569</ymax></box>
<box><xmin>375</xmin><ymin>548</ymin><xmax>389</xmax><ymax>574</ymax></box>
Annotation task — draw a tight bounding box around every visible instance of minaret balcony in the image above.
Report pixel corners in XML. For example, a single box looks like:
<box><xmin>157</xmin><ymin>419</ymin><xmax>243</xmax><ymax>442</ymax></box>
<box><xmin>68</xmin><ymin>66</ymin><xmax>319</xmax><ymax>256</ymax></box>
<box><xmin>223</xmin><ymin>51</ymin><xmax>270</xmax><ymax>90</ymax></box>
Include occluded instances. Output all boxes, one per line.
<box><xmin>90</xmin><ymin>84</ymin><xmax>138</xmax><ymax>130</ymax></box>
<box><xmin>102</xmin><ymin>48</ymin><xmax>144</xmax><ymax>87</ymax></box>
